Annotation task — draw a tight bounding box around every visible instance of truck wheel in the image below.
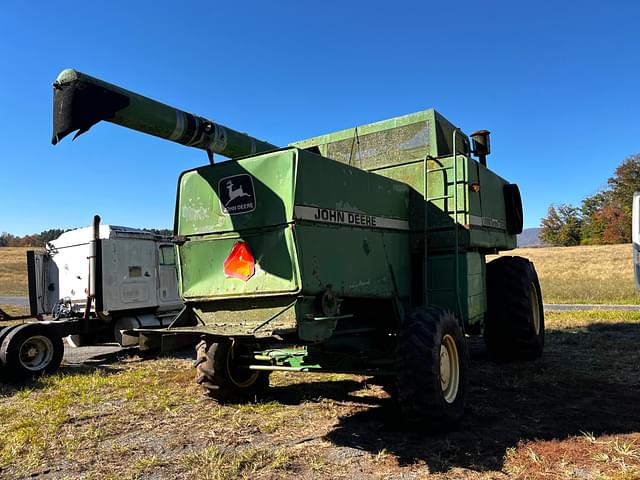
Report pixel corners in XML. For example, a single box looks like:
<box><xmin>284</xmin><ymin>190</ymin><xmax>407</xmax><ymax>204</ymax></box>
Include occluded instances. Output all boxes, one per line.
<box><xmin>0</xmin><ymin>324</ymin><xmax>64</xmax><ymax>380</ymax></box>
<box><xmin>194</xmin><ymin>339</ymin><xmax>269</xmax><ymax>401</ymax></box>
<box><xmin>0</xmin><ymin>326</ymin><xmax>14</xmax><ymax>375</ymax></box>
<box><xmin>0</xmin><ymin>326</ymin><xmax>13</xmax><ymax>349</ymax></box>
<box><xmin>484</xmin><ymin>256</ymin><xmax>544</xmax><ymax>360</ymax></box>
<box><xmin>395</xmin><ymin>306</ymin><xmax>468</xmax><ymax>428</ymax></box>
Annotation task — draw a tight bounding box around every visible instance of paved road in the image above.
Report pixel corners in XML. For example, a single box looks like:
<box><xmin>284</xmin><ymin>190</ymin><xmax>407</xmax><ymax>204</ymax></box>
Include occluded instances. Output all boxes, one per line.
<box><xmin>544</xmin><ymin>303</ymin><xmax>640</xmax><ymax>311</ymax></box>
<box><xmin>0</xmin><ymin>296</ymin><xmax>29</xmax><ymax>306</ymax></box>
<box><xmin>63</xmin><ymin>343</ymin><xmax>126</xmax><ymax>364</ymax></box>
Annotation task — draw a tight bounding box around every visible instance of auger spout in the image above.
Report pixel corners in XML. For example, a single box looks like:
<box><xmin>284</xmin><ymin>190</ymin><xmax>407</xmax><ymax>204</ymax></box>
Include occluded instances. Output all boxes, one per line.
<box><xmin>51</xmin><ymin>69</ymin><xmax>277</xmax><ymax>160</ymax></box>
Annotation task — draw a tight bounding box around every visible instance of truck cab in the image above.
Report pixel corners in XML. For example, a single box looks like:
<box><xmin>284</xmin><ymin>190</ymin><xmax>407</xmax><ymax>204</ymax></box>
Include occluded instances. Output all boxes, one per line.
<box><xmin>28</xmin><ymin>223</ymin><xmax>181</xmax><ymax>345</ymax></box>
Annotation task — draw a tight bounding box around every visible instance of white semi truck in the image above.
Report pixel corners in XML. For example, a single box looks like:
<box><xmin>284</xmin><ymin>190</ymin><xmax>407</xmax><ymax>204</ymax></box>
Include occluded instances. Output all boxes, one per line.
<box><xmin>28</xmin><ymin>217</ymin><xmax>182</xmax><ymax>347</ymax></box>
<box><xmin>0</xmin><ymin>216</ymin><xmax>182</xmax><ymax>380</ymax></box>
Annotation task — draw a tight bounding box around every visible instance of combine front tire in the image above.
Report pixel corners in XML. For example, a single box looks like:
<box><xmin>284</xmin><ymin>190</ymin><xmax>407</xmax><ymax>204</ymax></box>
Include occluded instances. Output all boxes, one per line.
<box><xmin>395</xmin><ymin>306</ymin><xmax>468</xmax><ymax>428</ymax></box>
<box><xmin>484</xmin><ymin>256</ymin><xmax>544</xmax><ymax>360</ymax></box>
<box><xmin>194</xmin><ymin>338</ymin><xmax>270</xmax><ymax>402</ymax></box>
<box><xmin>0</xmin><ymin>324</ymin><xmax>64</xmax><ymax>380</ymax></box>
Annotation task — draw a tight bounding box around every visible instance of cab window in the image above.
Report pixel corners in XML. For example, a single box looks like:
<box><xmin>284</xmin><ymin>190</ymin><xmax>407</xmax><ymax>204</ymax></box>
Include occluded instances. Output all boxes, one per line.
<box><xmin>160</xmin><ymin>245</ymin><xmax>176</xmax><ymax>265</ymax></box>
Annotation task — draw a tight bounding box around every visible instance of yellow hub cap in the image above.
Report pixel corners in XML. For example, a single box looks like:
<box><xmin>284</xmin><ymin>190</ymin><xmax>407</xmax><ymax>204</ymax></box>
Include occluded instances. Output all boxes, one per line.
<box><xmin>530</xmin><ymin>283</ymin><xmax>541</xmax><ymax>335</ymax></box>
<box><xmin>439</xmin><ymin>334</ymin><xmax>460</xmax><ymax>404</ymax></box>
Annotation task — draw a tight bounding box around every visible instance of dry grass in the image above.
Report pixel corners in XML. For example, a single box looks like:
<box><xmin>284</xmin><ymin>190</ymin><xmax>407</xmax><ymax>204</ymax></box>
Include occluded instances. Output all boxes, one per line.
<box><xmin>492</xmin><ymin>243</ymin><xmax>640</xmax><ymax>304</ymax></box>
<box><xmin>0</xmin><ymin>247</ymin><xmax>30</xmax><ymax>296</ymax></box>
<box><xmin>0</xmin><ymin>310</ymin><xmax>639</xmax><ymax>479</ymax></box>
<box><xmin>0</xmin><ymin>305</ymin><xmax>29</xmax><ymax>319</ymax></box>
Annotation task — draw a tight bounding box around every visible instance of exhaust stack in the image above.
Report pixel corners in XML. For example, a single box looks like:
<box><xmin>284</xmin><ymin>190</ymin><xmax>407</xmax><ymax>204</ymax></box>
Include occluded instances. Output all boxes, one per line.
<box><xmin>470</xmin><ymin>130</ymin><xmax>491</xmax><ymax>166</ymax></box>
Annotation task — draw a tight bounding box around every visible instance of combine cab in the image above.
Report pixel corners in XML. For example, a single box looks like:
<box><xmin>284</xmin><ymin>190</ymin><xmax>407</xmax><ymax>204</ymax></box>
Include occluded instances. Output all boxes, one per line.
<box><xmin>50</xmin><ymin>69</ymin><xmax>544</xmax><ymax>427</ymax></box>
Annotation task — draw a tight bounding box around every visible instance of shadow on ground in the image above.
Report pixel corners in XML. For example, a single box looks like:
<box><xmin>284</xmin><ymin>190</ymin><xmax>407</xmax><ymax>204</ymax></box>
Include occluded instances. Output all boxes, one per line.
<box><xmin>318</xmin><ymin>322</ymin><xmax>640</xmax><ymax>473</ymax></box>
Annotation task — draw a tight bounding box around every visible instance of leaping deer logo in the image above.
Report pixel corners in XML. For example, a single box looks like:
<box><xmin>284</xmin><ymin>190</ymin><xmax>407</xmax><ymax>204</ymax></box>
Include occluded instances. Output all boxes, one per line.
<box><xmin>225</xmin><ymin>180</ymin><xmax>251</xmax><ymax>207</ymax></box>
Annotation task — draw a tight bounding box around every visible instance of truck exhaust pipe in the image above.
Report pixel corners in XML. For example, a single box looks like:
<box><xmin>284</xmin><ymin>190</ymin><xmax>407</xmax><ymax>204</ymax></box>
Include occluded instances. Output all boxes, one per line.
<box><xmin>84</xmin><ymin>214</ymin><xmax>100</xmax><ymax>320</ymax></box>
<box><xmin>52</xmin><ymin>69</ymin><xmax>277</xmax><ymax>161</ymax></box>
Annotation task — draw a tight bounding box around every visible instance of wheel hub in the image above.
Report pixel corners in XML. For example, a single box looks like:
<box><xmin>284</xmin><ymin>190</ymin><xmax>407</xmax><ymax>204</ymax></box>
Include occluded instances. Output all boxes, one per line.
<box><xmin>226</xmin><ymin>343</ymin><xmax>260</xmax><ymax>388</ymax></box>
<box><xmin>530</xmin><ymin>283</ymin><xmax>541</xmax><ymax>335</ymax></box>
<box><xmin>18</xmin><ymin>336</ymin><xmax>54</xmax><ymax>371</ymax></box>
<box><xmin>25</xmin><ymin>347</ymin><xmax>39</xmax><ymax>360</ymax></box>
<box><xmin>439</xmin><ymin>334</ymin><xmax>460</xmax><ymax>404</ymax></box>
<box><xmin>440</xmin><ymin>347</ymin><xmax>451</xmax><ymax>391</ymax></box>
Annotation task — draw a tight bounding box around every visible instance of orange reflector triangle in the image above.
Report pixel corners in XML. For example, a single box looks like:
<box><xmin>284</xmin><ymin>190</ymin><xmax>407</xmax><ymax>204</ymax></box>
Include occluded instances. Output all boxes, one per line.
<box><xmin>223</xmin><ymin>241</ymin><xmax>255</xmax><ymax>281</ymax></box>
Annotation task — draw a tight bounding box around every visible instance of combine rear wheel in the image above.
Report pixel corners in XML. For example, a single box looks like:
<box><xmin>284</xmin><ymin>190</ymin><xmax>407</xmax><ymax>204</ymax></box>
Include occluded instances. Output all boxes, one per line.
<box><xmin>395</xmin><ymin>306</ymin><xmax>468</xmax><ymax>428</ymax></box>
<box><xmin>194</xmin><ymin>338</ymin><xmax>270</xmax><ymax>402</ymax></box>
<box><xmin>484</xmin><ymin>256</ymin><xmax>544</xmax><ymax>360</ymax></box>
<box><xmin>0</xmin><ymin>324</ymin><xmax>64</xmax><ymax>380</ymax></box>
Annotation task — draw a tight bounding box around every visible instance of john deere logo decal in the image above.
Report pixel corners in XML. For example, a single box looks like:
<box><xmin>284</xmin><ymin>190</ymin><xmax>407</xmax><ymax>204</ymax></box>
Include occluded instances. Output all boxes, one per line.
<box><xmin>219</xmin><ymin>174</ymin><xmax>256</xmax><ymax>215</ymax></box>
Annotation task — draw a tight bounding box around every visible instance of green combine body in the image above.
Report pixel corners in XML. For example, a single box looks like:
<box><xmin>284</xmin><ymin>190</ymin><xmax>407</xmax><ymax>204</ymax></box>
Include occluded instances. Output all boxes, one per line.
<box><xmin>52</xmin><ymin>69</ymin><xmax>544</xmax><ymax>428</ymax></box>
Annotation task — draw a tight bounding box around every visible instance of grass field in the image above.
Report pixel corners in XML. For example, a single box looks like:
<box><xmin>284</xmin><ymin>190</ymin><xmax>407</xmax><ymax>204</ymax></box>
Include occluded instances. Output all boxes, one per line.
<box><xmin>2</xmin><ymin>244</ymin><xmax>639</xmax><ymax>304</ymax></box>
<box><xmin>0</xmin><ymin>247</ymin><xmax>31</xmax><ymax>296</ymax></box>
<box><xmin>1</xmin><ymin>310</ymin><xmax>640</xmax><ymax>479</ymax></box>
<box><xmin>493</xmin><ymin>243</ymin><xmax>640</xmax><ymax>304</ymax></box>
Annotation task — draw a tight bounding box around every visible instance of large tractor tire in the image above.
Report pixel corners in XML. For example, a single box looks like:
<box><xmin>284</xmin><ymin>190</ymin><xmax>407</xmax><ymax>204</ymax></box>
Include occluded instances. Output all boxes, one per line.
<box><xmin>484</xmin><ymin>256</ymin><xmax>544</xmax><ymax>360</ymax></box>
<box><xmin>194</xmin><ymin>338</ymin><xmax>270</xmax><ymax>402</ymax></box>
<box><xmin>0</xmin><ymin>324</ymin><xmax>64</xmax><ymax>380</ymax></box>
<box><xmin>395</xmin><ymin>306</ymin><xmax>468</xmax><ymax>428</ymax></box>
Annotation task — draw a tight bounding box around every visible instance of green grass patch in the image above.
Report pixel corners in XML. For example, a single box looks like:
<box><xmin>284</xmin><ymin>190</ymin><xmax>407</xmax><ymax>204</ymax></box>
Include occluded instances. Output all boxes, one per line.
<box><xmin>545</xmin><ymin>310</ymin><xmax>640</xmax><ymax>329</ymax></box>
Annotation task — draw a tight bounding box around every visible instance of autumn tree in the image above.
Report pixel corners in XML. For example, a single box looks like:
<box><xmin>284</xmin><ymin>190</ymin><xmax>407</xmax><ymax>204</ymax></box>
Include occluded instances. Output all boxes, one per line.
<box><xmin>593</xmin><ymin>205</ymin><xmax>631</xmax><ymax>244</ymax></box>
<box><xmin>607</xmin><ymin>154</ymin><xmax>640</xmax><ymax>215</ymax></box>
<box><xmin>578</xmin><ymin>154</ymin><xmax>640</xmax><ymax>244</ymax></box>
<box><xmin>540</xmin><ymin>204</ymin><xmax>583</xmax><ymax>246</ymax></box>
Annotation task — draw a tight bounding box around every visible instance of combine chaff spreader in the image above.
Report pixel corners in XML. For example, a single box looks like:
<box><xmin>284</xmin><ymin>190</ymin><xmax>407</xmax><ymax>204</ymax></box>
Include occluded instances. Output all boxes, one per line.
<box><xmin>51</xmin><ymin>69</ymin><xmax>544</xmax><ymax>427</ymax></box>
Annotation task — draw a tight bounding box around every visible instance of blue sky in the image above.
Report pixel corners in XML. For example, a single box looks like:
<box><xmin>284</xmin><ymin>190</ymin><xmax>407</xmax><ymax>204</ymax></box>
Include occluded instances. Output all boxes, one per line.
<box><xmin>0</xmin><ymin>1</ymin><xmax>638</xmax><ymax>235</ymax></box>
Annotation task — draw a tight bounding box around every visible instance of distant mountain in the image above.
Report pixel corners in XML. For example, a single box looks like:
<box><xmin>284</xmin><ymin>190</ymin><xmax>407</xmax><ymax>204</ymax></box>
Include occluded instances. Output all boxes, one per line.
<box><xmin>517</xmin><ymin>228</ymin><xmax>545</xmax><ymax>247</ymax></box>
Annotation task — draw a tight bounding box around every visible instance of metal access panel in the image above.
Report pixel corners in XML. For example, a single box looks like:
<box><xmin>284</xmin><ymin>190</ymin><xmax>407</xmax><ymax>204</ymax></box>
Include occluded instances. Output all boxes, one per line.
<box><xmin>293</xmin><ymin>149</ymin><xmax>412</xmax><ymax>299</ymax></box>
<box><xmin>175</xmin><ymin>149</ymin><xmax>300</xmax><ymax>300</ymax></box>
<box><xmin>100</xmin><ymin>237</ymin><xmax>158</xmax><ymax>312</ymax></box>
<box><xmin>426</xmin><ymin>251</ymin><xmax>486</xmax><ymax>326</ymax></box>
<box><xmin>174</xmin><ymin>147</ymin><xmax>412</xmax><ymax>304</ymax></box>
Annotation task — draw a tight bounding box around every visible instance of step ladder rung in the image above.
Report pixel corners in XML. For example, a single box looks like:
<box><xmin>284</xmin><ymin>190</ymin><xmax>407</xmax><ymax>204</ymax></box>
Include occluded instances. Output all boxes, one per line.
<box><xmin>426</xmin><ymin>166</ymin><xmax>452</xmax><ymax>173</ymax></box>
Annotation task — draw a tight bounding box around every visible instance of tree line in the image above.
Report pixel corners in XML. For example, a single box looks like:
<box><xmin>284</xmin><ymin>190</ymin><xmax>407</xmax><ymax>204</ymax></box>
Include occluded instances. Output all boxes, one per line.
<box><xmin>540</xmin><ymin>154</ymin><xmax>640</xmax><ymax>246</ymax></box>
<box><xmin>0</xmin><ymin>228</ymin><xmax>173</xmax><ymax>247</ymax></box>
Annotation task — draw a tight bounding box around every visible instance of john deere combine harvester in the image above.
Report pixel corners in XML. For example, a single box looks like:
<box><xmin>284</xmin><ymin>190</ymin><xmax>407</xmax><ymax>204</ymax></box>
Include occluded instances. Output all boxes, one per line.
<box><xmin>52</xmin><ymin>69</ymin><xmax>544</xmax><ymax>427</ymax></box>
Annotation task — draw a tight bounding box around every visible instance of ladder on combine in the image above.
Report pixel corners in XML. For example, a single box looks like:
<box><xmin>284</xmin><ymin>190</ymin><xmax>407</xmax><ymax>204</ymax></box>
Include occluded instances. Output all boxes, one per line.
<box><xmin>423</xmin><ymin>129</ymin><xmax>467</xmax><ymax>318</ymax></box>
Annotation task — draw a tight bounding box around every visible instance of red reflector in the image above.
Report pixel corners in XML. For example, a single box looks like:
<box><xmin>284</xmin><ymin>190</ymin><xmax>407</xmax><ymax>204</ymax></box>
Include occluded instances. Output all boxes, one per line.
<box><xmin>223</xmin><ymin>241</ymin><xmax>255</xmax><ymax>281</ymax></box>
